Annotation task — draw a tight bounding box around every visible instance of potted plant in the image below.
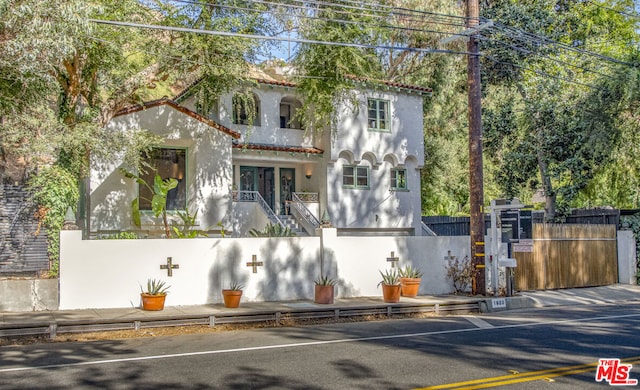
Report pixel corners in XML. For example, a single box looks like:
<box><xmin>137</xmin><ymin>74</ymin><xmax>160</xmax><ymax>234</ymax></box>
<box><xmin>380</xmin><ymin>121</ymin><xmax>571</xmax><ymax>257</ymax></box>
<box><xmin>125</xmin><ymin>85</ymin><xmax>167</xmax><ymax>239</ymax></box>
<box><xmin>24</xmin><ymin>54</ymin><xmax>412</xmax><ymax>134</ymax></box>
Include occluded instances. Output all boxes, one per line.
<box><xmin>140</xmin><ymin>278</ymin><xmax>170</xmax><ymax>311</ymax></box>
<box><xmin>314</xmin><ymin>275</ymin><xmax>336</xmax><ymax>304</ymax></box>
<box><xmin>398</xmin><ymin>264</ymin><xmax>423</xmax><ymax>297</ymax></box>
<box><xmin>378</xmin><ymin>269</ymin><xmax>401</xmax><ymax>303</ymax></box>
<box><xmin>222</xmin><ymin>282</ymin><xmax>244</xmax><ymax>308</ymax></box>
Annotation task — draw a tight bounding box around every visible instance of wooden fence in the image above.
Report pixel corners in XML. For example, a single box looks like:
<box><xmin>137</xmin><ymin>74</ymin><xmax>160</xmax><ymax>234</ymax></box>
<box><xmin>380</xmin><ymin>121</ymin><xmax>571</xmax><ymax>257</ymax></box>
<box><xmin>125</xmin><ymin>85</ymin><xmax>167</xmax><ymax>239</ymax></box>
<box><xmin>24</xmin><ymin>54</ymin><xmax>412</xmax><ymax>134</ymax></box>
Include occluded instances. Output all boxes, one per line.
<box><xmin>514</xmin><ymin>224</ymin><xmax>618</xmax><ymax>290</ymax></box>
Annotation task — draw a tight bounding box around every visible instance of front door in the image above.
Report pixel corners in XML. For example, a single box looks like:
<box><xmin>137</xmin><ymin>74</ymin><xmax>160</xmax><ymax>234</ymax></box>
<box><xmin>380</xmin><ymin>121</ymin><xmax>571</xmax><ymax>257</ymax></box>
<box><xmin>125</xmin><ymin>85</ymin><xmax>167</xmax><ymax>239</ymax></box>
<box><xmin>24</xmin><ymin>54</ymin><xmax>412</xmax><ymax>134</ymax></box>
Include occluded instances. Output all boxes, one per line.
<box><xmin>240</xmin><ymin>166</ymin><xmax>257</xmax><ymax>191</ymax></box>
<box><xmin>240</xmin><ymin>166</ymin><xmax>275</xmax><ymax>211</ymax></box>
<box><xmin>280</xmin><ymin>168</ymin><xmax>295</xmax><ymax>215</ymax></box>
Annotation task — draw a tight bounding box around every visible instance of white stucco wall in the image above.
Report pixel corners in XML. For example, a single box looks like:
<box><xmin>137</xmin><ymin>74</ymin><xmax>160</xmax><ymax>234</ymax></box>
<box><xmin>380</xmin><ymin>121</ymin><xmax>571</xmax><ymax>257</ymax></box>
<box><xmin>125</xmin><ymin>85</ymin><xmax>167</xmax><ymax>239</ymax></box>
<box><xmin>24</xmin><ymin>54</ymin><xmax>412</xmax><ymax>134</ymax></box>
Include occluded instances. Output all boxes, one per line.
<box><xmin>618</xmin><ymin>230</ymin><xmax>637</xmax><ymax>284</ymax></box>
<box><xmin>91</xmin><ymin>104</ymin><xmax>234</xmax><ymax>233</ymax></box>
<box><xmin>324</xmin><ymin>89</ymin><xmax>425</xmax><ymax>232</ymax></box>
<box><xmin>181</xmin><ymin>86</ymin><xmax>321</xmax><ymax>149</ymax></box>
<box><xmin>59</xmin><ymin>230</ymin><xmax>470</xmax><ymax>310</ymax></box>
<box><xmin>330</xmin><ymin>89</ymin><xmax>424</xmax><ymax>166</ymax></box>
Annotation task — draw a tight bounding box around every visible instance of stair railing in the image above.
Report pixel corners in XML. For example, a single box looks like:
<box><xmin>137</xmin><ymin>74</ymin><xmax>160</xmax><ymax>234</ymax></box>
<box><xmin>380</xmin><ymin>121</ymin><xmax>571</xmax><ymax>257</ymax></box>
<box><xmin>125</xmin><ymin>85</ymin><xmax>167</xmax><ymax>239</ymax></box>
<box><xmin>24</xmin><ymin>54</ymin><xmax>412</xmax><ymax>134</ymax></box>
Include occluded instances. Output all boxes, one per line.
<box><xmin>291</xmin><ymin>192</ymin><xmax>320</xmax><ymax>230</ymax></box>
<box><xmin>232</xmin><ymin>190</ymin><xmax>285</xmax><ymax>229</ymax></box>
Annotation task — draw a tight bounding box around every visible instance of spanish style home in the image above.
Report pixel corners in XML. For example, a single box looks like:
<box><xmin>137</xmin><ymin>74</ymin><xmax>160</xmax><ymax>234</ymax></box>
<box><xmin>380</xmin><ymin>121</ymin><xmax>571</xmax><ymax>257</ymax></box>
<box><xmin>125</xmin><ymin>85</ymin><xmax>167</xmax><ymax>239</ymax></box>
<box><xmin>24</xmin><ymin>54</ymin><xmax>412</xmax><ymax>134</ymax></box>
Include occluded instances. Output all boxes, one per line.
<box><xmin>90</xmin><ymin>72</ymin><xmax>430</xmax><ymax>237</ymax></box>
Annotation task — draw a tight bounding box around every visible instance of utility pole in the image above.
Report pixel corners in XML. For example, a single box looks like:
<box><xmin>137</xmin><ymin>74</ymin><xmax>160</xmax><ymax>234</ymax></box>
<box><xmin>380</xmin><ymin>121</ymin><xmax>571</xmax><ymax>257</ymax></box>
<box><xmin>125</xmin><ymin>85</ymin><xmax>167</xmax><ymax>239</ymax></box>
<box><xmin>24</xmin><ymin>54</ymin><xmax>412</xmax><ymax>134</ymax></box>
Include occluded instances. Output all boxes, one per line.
<box><xmin>467</xmin><ymin>0</ymin><xmax>486</xmax><ymax>295</ymax></box>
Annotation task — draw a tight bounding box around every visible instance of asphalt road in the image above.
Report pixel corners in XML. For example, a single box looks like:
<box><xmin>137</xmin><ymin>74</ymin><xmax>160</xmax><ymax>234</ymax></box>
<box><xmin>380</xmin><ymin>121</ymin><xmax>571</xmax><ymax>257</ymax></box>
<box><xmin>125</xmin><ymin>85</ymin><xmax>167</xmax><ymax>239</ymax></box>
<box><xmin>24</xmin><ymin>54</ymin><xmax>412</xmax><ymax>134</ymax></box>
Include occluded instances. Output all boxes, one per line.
<box><xmin>1</xmin><ymin>303</ymin><xmax>639</xmax><ymax>389</ymax></box>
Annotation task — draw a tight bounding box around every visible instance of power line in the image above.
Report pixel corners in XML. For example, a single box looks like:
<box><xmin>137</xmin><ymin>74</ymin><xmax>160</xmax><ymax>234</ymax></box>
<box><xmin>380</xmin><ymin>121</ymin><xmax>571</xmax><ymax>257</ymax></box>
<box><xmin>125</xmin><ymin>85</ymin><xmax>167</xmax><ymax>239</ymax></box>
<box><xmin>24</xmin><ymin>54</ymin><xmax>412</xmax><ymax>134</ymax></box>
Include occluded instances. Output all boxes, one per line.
<box><xmin>482</xmin><ymin>54</ymin><xmax>597</xmax><ymax>89</ymax></box>
<box><xmin>165</xmin><ymin>0</ymin><xmax>468</xmax><ymax>36</ymax></box>
<box><xmin>478</xmin><ymin>36</ymin><xmax>615</xmax><ymax>79</ymax></box>
<box><xmin>586</xmin><ymin>0</ymin><xmax>640</xmax><ymax>19</ymax></box>
<box><xmin>148</xmin><ymin>0</ymin><xmax>634</xmax><ymax>69</ymax></box>
<box><xmin>89</xmin><ymin>18</ymin><xmax>475</xmax><ymax>56</ymax></box>
<box><xmin>488</xmin><ymin>22</ymin><xmax>636</xmax><ymax>67</ymax></box>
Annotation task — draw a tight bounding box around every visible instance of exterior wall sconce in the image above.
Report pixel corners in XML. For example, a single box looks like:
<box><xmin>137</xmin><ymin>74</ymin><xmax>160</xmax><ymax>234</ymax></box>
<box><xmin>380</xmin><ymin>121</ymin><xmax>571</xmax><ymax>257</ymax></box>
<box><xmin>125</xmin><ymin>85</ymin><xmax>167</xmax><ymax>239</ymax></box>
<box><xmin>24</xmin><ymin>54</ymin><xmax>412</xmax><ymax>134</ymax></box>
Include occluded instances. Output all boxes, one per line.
<box><xmin>305</xmin><ymin>169</ymin><xmax>312</xmax><ymax>179</ymax></box>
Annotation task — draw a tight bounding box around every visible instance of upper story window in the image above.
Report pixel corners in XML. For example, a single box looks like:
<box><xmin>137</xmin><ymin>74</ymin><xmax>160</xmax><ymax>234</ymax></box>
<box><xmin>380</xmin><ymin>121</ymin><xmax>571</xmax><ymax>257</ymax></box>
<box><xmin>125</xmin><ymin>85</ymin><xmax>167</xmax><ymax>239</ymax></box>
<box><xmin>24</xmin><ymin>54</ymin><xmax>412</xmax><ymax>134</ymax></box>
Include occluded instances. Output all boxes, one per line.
<box><xmin>343</xmin><ymin>165</ymin><xmax>369</xmax><ymax>189</ymax></box>
<box><xmin>196</xmin><ymin>98</ymin><xmax>219</xmax><ymax>122</ymax></box>
<box><xmin>232</xmin><ymin>93</ymin><xmax>260</xmax><ymax>126</ymax></box>
<box><xmin>368</xmin><ymin>98</ymin><xmax>390</xmax><ymax>132</ymax></box>
<box><xmin>139</xmin><ymin>148</ymin><xmax>187</xmax><ymax>211</ymax></box>
<box><xmin>280</xmin><ymin>96</ymin><xmax>303</xmax><ymax>129</ymax></box>
<box><xmin>390</xmin><ymin>168</ymin><xmax>407</xmax><ymax>190</ymax></box>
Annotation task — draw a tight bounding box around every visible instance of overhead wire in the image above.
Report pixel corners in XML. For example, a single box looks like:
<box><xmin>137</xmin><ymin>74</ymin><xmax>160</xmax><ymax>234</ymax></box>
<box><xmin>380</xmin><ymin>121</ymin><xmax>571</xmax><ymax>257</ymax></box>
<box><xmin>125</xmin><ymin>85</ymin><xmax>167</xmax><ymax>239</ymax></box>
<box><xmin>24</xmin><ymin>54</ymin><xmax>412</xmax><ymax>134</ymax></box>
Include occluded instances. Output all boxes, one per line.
<box><xmin>488</xmin><ymin>21</ymin><xmax>636</xmax><ymax>67</ymax></box>
<box><xmin>90</xmin><ymin>18</ymin><xmax>475</xmax><ymax>56</ymax></box>
<box><xmin>88</xmin><ymin>0</ymin><xmax>636</xmax><ymax>91</ymax></box>
<box><xmin>482</xmin><ymin>54</ymin><xmax>598</xmax><ymax>90</ymax></box>
<box><xmin>585</xmin><ymin>0</ymin><xmax>640</xmax><ymax>19</ymax></box>
<box><xmin>165</xmin><ymin>0</ymin><xmax>468</xmax><ymax>36</ymax></box>
<box><xmin>149</xmin><ymin>0</ymin><xmax>634</xmax><ymax>70</ymax></box>
<box><xmin>478</xmin><ymin>34</ymin><xmax>617</xmax><ymax>79</ymax></box>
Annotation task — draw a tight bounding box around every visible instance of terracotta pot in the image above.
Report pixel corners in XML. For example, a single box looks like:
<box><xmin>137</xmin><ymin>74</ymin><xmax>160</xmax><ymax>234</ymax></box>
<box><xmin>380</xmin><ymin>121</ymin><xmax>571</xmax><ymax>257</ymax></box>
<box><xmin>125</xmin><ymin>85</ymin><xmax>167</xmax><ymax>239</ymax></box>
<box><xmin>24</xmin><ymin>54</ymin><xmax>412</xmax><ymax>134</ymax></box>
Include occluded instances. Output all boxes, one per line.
<box><xmin>222</xmin><ymin>289</ymin><xmax>243</xmax><ymax>308</ymax></box>
<box><xmin>400</xmin><ymin>277</ymin><xmax>421</xmax><ymax>297</ymax></box>
<box><xmin>381</xmin><ymin>284</ymin><xmax>401</xmax><ymax>303</ymax></box>
<box><xmin>140</xmin><ymin>293</ymin><xmax>166</xmax><ymax>311</ymax></box>
<box><xmin>314</xmin><ymin>284</ymin><xmax>335</xmax><ymax>304</ymax></box>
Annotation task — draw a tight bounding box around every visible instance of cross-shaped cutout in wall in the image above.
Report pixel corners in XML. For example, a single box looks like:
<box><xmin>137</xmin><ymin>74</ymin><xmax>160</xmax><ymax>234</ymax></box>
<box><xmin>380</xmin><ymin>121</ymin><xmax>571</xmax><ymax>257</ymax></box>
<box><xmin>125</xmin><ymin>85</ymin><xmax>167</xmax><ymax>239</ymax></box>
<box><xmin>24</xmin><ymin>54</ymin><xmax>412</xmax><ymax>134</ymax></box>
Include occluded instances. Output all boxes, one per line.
<box><xmin>386</xmin><ymin>251</ymin><xmax>399</xmax><ymax>268</ymax></box>
<box><xmin>246</xmin><ymin>255</ymin><xmax>263</xmax><ymax>273</ymax></box>
<box><xmin>160</xmin><ymin>257</ymin><xmax>180</xmax><ymax>277</ymax></box>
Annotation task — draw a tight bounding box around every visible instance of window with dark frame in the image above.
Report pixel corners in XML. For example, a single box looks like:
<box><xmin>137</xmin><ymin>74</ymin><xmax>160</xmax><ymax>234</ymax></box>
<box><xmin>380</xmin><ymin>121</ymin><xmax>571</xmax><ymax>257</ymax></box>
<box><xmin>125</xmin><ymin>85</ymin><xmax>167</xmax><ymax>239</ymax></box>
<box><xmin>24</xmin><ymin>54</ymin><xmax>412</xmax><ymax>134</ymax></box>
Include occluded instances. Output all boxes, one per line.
<box><xmin>368</xmin><ymin>98</ymin><xmax>390</xmax><ymax>131</ymax></box>
<box><xmin>343</xmin><ymin>165</ymin><xmax>369</xmax><ymax>189</ymax></box>
<box><xmin>139</xmin><ymin>148</ymin><xmax>187</xmax><ymax>211</ymax></box>
<box><xmin>390</xmin><ymin>168</ymin><xmax>407</xmax><ymax>190</ymax></box>
<box><xmin>232</xmin><ymin>93</ymin><xmax>260</xmax><ymax>126</ymax></box>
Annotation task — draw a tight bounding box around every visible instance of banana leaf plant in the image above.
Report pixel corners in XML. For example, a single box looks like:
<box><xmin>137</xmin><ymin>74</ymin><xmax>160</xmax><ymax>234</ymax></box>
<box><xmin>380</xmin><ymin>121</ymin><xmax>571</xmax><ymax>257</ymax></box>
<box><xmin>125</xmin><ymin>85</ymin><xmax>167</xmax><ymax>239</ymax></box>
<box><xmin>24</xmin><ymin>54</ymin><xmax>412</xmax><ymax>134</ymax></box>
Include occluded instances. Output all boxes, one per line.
<box><xmin>120</xmin><ymin>169</ymin><xmax>177</xmax><ymax>238</ymax></box>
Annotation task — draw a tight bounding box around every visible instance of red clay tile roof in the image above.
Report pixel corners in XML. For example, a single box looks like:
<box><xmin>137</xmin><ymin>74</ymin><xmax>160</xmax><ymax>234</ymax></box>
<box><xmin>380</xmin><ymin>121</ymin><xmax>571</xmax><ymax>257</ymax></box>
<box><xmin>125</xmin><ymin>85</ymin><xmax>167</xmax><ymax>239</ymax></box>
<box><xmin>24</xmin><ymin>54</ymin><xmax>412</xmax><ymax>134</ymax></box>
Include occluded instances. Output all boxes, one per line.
<box><xmin>253</xmin><ymin>78</ymin><xmax>297</xmax><ymax>88</ymax></box>
<box><xmin>233</xmin><ymin>142</ymin><xmax>324</xmax><ymax>155</ymax></box>
<box><xmin>345</xmin><ymin>75</ymin><xmax>433</xmax><ymax>94</ymax></box>
<box><xmin>173</xmin><ymin>74</ymin><xmax>430</xmax><ymax>101</ymax></box>
<box><xmin>114</xmin><ymin>98</ymin><xmax>241</xmax><ymax>139</ymax></box>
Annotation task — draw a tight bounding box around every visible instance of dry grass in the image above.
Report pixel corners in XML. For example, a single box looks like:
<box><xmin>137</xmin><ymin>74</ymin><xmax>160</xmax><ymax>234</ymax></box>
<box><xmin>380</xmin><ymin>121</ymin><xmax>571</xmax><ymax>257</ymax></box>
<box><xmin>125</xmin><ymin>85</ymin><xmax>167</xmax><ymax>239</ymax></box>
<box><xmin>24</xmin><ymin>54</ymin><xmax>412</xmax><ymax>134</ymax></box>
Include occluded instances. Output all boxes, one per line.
<box><xmin>0</xmin><ymin>311</ymin><xmax>440</xmax><ymax>347</ymax></box>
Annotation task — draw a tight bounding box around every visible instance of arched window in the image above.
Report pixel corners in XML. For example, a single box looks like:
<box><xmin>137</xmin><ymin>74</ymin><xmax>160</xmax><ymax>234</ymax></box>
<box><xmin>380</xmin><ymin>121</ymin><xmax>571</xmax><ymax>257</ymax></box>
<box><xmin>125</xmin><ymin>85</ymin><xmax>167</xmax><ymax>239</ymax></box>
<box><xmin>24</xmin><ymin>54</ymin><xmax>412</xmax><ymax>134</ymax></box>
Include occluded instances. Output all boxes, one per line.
<box><xmin>232</xmin><ymin>93</ymin><xmax>260</xmax><ymax>126</ymax></box>
<box><xmin>279</xmin><ymin>96</ymin><xmax>303</xmax><ymax>129</ymax></box>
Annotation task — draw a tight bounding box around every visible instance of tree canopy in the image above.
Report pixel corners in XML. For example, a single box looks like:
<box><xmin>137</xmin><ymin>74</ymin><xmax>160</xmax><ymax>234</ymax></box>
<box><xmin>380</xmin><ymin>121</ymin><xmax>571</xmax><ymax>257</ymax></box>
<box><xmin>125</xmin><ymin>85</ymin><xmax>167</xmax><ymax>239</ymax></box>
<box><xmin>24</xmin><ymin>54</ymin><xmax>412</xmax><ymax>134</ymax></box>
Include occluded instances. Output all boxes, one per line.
<box><xmin>1</xmin><ymin>0</ymin><xmax>639</xmax><ymax>222</ymax></box>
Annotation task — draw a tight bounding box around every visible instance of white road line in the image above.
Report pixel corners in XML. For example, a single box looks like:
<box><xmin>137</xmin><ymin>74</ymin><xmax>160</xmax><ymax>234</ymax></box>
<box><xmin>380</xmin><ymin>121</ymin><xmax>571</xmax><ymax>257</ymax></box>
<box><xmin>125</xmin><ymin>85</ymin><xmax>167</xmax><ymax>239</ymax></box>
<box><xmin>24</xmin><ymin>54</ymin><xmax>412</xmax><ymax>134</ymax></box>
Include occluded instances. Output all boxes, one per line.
<box><xmin>463</xmin><ymin>315</ymin><xmax>494</xmax><ymax>329</ymax></box>
<box><xmin>1</xmin><ymin>312</ymin><xmax>639</xmax><ymax>374</ymax></box>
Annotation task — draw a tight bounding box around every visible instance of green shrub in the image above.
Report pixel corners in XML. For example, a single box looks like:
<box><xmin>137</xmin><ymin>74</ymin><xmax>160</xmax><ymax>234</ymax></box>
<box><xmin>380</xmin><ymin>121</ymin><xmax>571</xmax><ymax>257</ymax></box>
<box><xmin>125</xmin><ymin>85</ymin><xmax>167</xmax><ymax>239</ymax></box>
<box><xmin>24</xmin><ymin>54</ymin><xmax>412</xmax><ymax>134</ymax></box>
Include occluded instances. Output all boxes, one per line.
<box><xmin>27</xmin><ymin>166</ymin><xmax>79</xmax><ymax>277</ymax></box>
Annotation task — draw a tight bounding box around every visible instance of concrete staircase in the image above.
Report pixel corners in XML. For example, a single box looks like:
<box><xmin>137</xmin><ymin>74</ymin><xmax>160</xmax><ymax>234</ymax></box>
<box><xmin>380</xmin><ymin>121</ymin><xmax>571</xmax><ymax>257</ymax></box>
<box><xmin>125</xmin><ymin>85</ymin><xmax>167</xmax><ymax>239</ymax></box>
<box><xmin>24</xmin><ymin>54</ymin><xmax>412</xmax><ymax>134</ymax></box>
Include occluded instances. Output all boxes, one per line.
<box><xmin>279</xmin><ymin>215</ymin><xmax>306</xmax><ymax>236</ymax></box>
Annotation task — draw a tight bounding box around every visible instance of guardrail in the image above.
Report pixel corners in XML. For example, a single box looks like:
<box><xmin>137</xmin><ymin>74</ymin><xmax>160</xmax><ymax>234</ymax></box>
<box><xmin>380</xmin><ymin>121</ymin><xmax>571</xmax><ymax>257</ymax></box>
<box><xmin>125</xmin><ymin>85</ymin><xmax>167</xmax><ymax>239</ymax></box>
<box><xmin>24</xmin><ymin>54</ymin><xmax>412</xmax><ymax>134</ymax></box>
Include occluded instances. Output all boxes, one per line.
<box><xmin>0</xmin><ymin>301</ymin><xmax>480</xmax><ymax>339</ymax></box>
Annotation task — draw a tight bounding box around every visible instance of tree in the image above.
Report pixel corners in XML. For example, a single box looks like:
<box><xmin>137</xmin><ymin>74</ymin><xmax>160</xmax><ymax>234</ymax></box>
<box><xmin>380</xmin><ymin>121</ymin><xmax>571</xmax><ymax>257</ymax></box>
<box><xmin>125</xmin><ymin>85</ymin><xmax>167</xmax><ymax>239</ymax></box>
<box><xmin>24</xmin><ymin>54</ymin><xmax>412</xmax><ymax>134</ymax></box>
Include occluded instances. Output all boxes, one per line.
<box><xmin>1</xmin><ymin>0</ymin><xmax>279</xmax><ymax>223</ymax></box>
<box><xmin>481</xmin><ymin>0</ymin><xmax>640</xmax><ymax>218</ymax></box>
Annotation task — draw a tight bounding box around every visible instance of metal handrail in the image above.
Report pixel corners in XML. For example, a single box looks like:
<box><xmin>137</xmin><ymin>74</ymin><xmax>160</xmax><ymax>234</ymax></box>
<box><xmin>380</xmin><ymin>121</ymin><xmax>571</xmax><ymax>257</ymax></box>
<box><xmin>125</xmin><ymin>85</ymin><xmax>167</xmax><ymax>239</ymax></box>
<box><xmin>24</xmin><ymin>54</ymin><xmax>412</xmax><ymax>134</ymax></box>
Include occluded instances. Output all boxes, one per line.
<box><xmin>291</xmin><ymin>193</ymin><xmax>320</xmax><ymax>229</ymax></box>
<box><xmin>293</xmin><ymin>192</ymin><xmax>319</xmax><ymax>202</ymax></box>
<box><xmin>232</xmin><ymin>190</ymin><xmax>284</xmax><ymax>228</ymax></box>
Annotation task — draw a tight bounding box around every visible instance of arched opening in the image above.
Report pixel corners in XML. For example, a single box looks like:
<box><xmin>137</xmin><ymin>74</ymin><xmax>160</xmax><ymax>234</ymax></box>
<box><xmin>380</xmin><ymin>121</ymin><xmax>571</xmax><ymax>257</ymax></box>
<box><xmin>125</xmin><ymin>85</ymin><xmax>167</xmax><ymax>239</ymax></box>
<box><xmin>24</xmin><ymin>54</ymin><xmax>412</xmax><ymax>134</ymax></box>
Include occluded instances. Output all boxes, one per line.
<box><xmin>232</xmin><ymin>92</ymin><xmax>261</xmax><ymax>126</ymax></box>
<box><xmin>279</xmin><ymin>96</ymin><xmax>303</xmax><ymax>129</ymax></box>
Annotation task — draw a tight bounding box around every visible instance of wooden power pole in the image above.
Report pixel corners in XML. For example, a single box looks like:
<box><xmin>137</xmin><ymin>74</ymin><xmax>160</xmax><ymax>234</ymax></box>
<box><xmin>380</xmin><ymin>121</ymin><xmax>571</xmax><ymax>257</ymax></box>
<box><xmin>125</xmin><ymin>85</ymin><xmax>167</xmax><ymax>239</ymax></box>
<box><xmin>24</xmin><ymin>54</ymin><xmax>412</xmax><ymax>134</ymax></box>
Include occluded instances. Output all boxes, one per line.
<box><xmin>467</xmin><ymin>0</ymin><xmax>486</xmax><ymax>295</ymax></box>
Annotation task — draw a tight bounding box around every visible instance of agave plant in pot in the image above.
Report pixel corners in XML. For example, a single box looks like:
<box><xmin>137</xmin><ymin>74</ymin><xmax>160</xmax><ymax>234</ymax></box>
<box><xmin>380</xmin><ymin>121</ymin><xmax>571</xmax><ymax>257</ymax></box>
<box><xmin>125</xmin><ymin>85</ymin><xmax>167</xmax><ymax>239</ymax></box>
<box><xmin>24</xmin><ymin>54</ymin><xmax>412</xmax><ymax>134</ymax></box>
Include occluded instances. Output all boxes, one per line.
<box><xmin>378</xmin><ymin>269</ymin><xmax>401</xmax><ymax>303</ymax></box>
<box><xmin>140</xmin><ymin>278</ymin><xmax>170</xmax><ymax>311</ymax></box>
<box><xmin>398</xmin><ymin>265</ymin><xmax>423</xmax><ymax>297</ymax></box>
<box><xmin>222</xmin><ymin>282</ymin><xmax>244</xmax><ymax>308</ymax></box>
<box><xmin>314</xmin><ymin>275</ymin><xmax>336</xmax><ymax>304</ymax></box>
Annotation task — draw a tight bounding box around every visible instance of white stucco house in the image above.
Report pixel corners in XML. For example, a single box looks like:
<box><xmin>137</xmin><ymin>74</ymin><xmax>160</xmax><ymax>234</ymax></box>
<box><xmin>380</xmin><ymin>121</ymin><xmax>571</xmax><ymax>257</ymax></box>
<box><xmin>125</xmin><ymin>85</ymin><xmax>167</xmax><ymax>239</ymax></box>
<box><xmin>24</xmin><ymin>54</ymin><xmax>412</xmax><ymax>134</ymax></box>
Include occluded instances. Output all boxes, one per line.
<box><xmin>90</xmin><ymin>74</ymin><xmax>431</xmax><ymax>237</ymax></box>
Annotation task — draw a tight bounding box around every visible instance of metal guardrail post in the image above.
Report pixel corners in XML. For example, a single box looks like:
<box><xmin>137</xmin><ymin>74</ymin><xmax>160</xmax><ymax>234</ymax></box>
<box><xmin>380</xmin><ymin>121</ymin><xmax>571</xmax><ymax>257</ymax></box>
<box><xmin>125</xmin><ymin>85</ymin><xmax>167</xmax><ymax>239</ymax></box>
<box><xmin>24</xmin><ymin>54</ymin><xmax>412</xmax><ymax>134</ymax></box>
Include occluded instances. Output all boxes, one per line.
<box><xmin>49</xmin><ymin>323</ymin><xmax>57</xmax><ymax>339</ymax></box>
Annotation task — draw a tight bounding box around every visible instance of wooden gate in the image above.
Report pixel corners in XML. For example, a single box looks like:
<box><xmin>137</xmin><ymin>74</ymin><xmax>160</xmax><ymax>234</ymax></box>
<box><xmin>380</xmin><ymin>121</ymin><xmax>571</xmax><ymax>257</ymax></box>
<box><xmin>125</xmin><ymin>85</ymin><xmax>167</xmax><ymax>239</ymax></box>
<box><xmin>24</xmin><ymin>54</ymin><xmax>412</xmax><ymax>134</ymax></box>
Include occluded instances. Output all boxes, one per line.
<box><xmin>514</xmin><ymin>224</ymin><xmax>618</xmax><ymax>290</ymax></box>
